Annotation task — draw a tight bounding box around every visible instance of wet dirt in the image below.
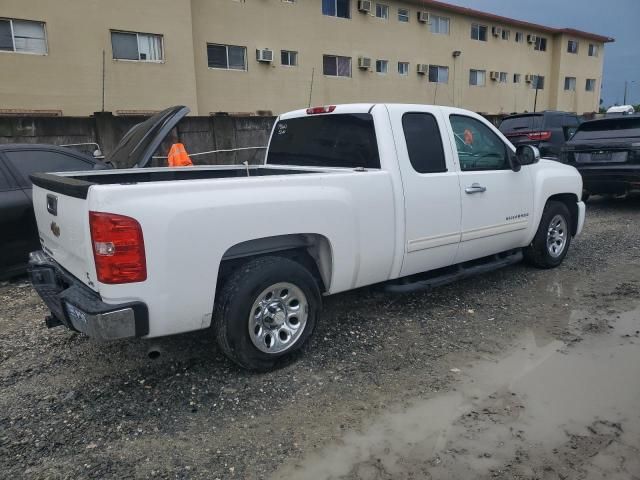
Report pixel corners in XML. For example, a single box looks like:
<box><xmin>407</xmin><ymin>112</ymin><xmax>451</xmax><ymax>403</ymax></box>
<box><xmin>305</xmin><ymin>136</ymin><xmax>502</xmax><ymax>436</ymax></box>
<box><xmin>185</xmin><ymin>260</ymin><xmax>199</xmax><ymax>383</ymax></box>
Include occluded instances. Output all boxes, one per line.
<box><xmin>274</xmin><ymin>307</ymin><xmax>640</xmax><ymax>479</ymax></box>
<box><xmin>1</xmin><ymin>196</ymin><xmax>639</xmax><ymax>479</ymax></box>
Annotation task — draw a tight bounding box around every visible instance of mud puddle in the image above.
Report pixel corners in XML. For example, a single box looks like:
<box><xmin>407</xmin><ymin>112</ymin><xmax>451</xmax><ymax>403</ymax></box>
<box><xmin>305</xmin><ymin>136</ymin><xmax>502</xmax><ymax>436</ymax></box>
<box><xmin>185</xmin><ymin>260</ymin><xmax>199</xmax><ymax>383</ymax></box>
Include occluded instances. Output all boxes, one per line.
<box><xmin>274</xmin><ymin>307</ymin><xmax>640</xmax><ymax>480</ymax></box>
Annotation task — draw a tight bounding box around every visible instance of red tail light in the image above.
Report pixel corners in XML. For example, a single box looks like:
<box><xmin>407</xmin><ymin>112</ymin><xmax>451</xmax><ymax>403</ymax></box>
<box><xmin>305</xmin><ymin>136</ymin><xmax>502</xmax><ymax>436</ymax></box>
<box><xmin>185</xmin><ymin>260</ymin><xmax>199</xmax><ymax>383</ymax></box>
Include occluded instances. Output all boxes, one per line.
<box><xmin>526</xmin><ymin>130</ymin><xmax>552</xmax><ymax>141</ymax></box>
<box><xmin>306</xmin><ymin>105</ymin><xmax>336</xmax><ymax>115</ymax></box>
<box><xmin>89</xmin><ymin>211</ymin><xmax>146</xmax><ymax>284</ymax></box>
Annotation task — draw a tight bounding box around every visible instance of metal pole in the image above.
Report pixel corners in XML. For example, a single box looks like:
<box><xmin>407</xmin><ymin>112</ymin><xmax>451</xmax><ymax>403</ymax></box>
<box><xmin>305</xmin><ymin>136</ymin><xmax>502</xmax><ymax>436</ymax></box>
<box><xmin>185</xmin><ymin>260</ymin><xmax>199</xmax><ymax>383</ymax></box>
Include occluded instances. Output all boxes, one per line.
<box><xmin>101</xmin><ymin>50</ymin><xmax>106</xmax><ymax>112</ymax></box>
<box><xmin>533</xmin><ymin>75</ymin><xmax>539</xmax><ymax>113</ymax></box>
<box><xmin>307</xmin><ymin>67</ymin><xmax>315</xmax><ymax>107</ymax></box>
<box><xmin>623</xmin><ymin>80</ymin><xmax>628</xmax><ymax>104</ymax></box>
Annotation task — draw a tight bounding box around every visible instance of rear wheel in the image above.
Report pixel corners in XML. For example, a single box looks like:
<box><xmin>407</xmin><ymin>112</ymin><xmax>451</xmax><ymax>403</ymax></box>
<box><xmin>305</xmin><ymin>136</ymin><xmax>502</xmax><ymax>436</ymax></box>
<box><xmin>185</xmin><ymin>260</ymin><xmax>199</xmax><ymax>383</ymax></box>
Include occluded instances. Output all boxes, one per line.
<box><xmin>213</xmin><ymin>256</ymin><xmax>321</xmax><ymax>371</ymax></box>
<box><xmin>524</xmin><ymin>201</ymin><xmax>572</xmax><ymax>269</ymax></box>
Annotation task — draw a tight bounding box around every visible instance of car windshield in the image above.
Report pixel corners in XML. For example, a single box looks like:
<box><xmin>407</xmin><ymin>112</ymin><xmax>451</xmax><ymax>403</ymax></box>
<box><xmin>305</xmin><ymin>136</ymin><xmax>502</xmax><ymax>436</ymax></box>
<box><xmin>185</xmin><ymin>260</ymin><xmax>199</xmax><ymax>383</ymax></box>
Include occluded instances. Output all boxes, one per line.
<box><xmin>571</xmin><ymin>117</ymin><xmax>640</xmax><ymax>140</ymax></box>
<box><xmin>499</xmin><ymin>114</ymin><xmax>543</xmax><ymax>132</ymax></box>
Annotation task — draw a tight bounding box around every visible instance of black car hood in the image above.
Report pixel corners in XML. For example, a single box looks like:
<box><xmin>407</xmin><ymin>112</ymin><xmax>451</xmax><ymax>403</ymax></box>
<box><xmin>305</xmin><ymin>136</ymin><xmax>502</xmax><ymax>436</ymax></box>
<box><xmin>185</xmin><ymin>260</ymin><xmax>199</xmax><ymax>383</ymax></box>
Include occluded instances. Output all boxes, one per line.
<box><xmin>107</xmin><ymin>106</ymin><xmax>190</xmax><ymax>168</ymax></box>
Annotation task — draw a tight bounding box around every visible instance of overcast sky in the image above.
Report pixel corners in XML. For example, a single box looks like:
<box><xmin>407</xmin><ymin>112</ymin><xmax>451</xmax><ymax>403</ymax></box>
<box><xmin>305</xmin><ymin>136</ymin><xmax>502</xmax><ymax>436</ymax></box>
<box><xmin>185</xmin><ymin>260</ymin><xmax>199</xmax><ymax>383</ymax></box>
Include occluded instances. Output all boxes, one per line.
<box><xmin>443</xmin><ymin>0</ymin><xmax>640</xmax><ymax>107</ymax></box>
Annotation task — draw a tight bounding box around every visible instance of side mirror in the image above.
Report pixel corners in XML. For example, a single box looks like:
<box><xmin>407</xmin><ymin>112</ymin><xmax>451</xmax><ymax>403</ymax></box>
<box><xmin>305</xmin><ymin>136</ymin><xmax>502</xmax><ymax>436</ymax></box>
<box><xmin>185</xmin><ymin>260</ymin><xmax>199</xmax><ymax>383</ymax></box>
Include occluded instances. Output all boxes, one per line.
<box><xmin>515</xmin><ymin>145</ymin><xmax>541</xmax><ymax>166</ymax></box>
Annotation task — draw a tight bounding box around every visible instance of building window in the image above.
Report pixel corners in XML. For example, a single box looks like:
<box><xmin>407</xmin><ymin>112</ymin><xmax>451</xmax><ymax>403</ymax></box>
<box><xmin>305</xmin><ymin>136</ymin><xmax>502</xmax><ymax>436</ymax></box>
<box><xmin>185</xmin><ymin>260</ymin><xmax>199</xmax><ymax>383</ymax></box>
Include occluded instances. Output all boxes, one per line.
<box><xmin>531</xmin><ymin>75</ymin><xmax>545</xmax><ymax>89</ymax></box>
<box><xmin>585</xmin><ymin>78</ymin><xmax>596</xmax><ymax>91</ymax></box>
<box><xmin>534</xmin><ymin>36</ymin><xmax>547</xmax><ymax>51</ymax></box>
<box><xmin>207</xmin><ymin>43</ymin><xmax>247</xmax><ymax>70</ymax></box>
<box><xmin>513</xmin><ymin>73</ymin><xmax>521</xmax><ymax>83</ymax></box>
<box><xmin>501</xmin><ymin>29</ymin><xmax>510</xmax><ymax>40</ymax></box>
<box><xmin>567</xmin><ymin>40</ymin><xmax>578</xmax><ymax>54</ymax></box>
<box><xmin>323</xmin><ymin>54</ymin><xmax>351</xmax><ymax>77</ymax></box>
<box><xmin>469</xmin><ymin>69</ymin><xmax>486</xmax><ymax>86</ymax></box>
<box><xmin>375</xmin><ymin>59</ymin><xmax>388</xmax><ymax>74</ymax></box>
<box><xmin>430</xmin><ymin>15</ymin><xmax>450</xmax><ymax>34</ymax></box>
<box><xmin>281</xmin><ymin>50</ymin><xmax>298</xmax><ymax>66</ymax></box>
<box><xmin>564</xmin><ymin>76</ymin><xmax>576</xmax><ymax>91</ymax></box>
<box><xmin>588</xmin><ymin>44</ymin><xmax>598</xmax><ymax>57</ymax></box>
<box><xmin>111</xmin><ymin>31</ymin><xmax>163</xmax><ymax>61</ymax></box>
<box><xmin>471</xmin><ymin>23</ymin><xmax>487</xmax><ymax>41</ymax></box>
<box><xmin>0</xmin><ymin>18</ymin><xmax>47</xmax><ymax>54</ymax></box>
<box><xmin>376</xmin><ymin>3</ymin><xmax>389</xmax><ymax>19</ymax></box>
<box><xmin>398</xmin><ymin>61</ymin><xmax>409</xmax><ymax>75</ymax></box>
<box><xmin>515</xmin><ymin>32</ymin><xmax>523</xmax><ymax>43</ymax></box>
<box><xmin>499</xmin><ymin>72</ymin><xmax>508</xmax><ymax>83</ymax></box>
<box><xmin>398</xmin><ymin>8</ymin><xmax>409</xmax><ymax>22</ymax></box>
<box><xmin>322</xmin><ymin>0</ymin><xmax>351</xmax><ymax>18</ymax></box>
<box><xmin>428</xmin><ymin>65</ymin><xmax>449</xmax><ymax>83</ymax></box>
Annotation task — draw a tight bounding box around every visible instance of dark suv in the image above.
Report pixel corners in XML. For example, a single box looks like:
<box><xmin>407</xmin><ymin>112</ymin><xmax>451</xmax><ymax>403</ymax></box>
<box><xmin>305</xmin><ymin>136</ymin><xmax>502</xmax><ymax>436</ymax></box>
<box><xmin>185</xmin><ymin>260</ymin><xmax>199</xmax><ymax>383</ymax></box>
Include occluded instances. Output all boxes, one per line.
<box><xmin>499</xmin><ymin>111</ymin><xmax>581</xmax><ymax>158</ymax></box>
<box><xmin>0</xmin><ymin>144</ymin><xmax>110</xmax><ymax>278</ymax></box>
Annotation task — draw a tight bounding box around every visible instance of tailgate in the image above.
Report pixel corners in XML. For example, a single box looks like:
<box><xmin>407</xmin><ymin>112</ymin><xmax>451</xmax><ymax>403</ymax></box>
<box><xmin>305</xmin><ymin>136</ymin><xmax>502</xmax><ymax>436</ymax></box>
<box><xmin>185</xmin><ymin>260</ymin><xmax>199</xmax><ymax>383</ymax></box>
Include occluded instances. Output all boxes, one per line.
<box><xmin>32</xmin><ymin>183</ymin><xmax>97</xmax><ymax>291</ymax></box>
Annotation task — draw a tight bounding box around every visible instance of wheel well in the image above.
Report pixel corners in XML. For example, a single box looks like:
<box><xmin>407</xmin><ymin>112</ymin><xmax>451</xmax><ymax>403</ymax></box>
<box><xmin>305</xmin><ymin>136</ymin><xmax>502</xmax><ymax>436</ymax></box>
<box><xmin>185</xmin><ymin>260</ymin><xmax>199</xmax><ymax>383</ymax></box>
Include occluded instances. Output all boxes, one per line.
<box><xmin>547</xmin><ymin>193</ymin><xmax>579</xmax><ymax>236</ymax></box>
<box><xmin>218</xmin><ymin>234</ymin><xmax>333</xmax><ymax>294</ymax></box>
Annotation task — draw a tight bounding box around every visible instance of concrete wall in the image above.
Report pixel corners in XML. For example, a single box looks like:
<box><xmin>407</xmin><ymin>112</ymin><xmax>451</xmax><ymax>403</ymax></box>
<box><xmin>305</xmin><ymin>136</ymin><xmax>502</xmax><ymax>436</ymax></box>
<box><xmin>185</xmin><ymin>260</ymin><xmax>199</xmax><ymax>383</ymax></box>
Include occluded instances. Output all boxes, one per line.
<box><xmin>0</xmin><ymin>114</ymin><xmax>274</xmax><ymax>167</ymax></box>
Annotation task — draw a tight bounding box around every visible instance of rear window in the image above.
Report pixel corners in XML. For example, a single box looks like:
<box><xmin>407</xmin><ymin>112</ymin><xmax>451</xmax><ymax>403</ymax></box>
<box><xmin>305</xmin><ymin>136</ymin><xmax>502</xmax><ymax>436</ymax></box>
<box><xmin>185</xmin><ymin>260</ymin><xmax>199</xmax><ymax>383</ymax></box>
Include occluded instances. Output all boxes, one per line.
<box><xmin>499</xmin><ymin>114</ymin><xmax>543</xmax><ymax>132</ymax></box>
<box><xmin>4</xmin><ymin>150</ymin><xmax>95</xmax><ymax>184</ymax></box>
<box><xmin>572</xmin><ymin>118</ymin><xmax>640</xmax><ymax>140</ymax></box>
<box><xmin>267</xmin><ymin>114</ymin><xmax>380</xmax><ymax>169</ymax></box>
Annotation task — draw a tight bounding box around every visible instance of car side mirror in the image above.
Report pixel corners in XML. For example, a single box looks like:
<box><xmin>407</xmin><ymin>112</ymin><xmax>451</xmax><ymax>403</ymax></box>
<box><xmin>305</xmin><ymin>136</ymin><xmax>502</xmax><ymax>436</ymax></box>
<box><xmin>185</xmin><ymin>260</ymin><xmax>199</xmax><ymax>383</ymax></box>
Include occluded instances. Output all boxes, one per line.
<box><xmin>515</xmin><ymin>145</ymin><xmax>541</xmax><ymax>166</ymax></box>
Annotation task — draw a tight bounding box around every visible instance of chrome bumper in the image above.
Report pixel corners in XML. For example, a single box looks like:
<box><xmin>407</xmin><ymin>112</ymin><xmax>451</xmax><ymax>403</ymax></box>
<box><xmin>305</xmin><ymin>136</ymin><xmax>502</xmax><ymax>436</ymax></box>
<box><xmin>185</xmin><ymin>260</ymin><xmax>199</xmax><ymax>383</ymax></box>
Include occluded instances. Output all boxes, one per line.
<box><xmin>28</xmin><ymin>251</ymin><xmax>148</xmax><ymax>340</ymax></box>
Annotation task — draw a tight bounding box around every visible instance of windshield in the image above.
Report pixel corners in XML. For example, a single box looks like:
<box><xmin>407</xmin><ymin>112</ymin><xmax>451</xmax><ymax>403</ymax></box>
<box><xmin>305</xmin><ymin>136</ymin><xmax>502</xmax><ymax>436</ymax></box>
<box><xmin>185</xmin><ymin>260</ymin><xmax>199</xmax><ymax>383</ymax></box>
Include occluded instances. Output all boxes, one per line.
<box><xmin>267</xmin><ymin>113</ymin><xmax>380</xmax><ymax>169</ymax></box>
<box><xmin>572</xmin><ymin>117</ymin><xmax>640</xmax><ymax>140</ymax></box>
<box><xmin>499</xmin><ymin>114</ymin><xmax>543</xmax><ymax>132</ymax></box>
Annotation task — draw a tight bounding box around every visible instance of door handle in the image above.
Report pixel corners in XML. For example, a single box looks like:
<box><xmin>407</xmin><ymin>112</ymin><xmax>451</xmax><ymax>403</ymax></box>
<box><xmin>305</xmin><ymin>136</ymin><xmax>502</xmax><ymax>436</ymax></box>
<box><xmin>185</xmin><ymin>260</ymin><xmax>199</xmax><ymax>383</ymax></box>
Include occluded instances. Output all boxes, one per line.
<box><xmin>465</xmin><ymin>183</ymin><xmax>487</xmax><ymax>194</ymax></box>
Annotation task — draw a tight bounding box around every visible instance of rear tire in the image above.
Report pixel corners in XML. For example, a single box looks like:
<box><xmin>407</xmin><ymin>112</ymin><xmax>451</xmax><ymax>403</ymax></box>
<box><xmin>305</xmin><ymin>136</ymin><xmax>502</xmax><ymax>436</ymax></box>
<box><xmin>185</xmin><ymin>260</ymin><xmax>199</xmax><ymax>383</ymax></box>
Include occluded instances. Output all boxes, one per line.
<box><xmin>524</xmin><ymin>200</ymin><xmax>572</xmax><ymax>269</ymax></box>
<box><xmin>213</xmin><ymin>256</ymin><xmax>321</xmax><ymax>371</ymax></box>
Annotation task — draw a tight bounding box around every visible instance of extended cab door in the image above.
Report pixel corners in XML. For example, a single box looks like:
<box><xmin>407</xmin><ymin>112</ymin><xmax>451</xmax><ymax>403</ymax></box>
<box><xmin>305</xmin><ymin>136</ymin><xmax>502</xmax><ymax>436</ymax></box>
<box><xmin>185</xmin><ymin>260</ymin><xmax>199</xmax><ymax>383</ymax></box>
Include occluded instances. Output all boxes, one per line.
<box><xmin>446</xmin><ymin>113</ymin><xmax>534</xmax><ymax>262</ymax></box>
<box><xmin>387</xmin><ymin>105</ymin><xmax>462</xmax><ymax>277</ymax></box>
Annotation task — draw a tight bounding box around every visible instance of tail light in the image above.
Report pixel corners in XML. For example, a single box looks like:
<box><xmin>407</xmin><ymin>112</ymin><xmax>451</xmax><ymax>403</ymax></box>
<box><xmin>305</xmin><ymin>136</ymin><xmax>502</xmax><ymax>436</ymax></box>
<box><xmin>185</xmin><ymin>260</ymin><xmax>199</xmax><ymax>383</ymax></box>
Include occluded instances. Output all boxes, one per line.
<box><xmin>89</xmin><ymin>211</ymin><xmax>146</xmax><ymax>284</ymax></box>
<box><xmin>306</xmin><ymin>105</ymin><xmax>336</xmax><ymax>115</ymax></box>
<box><xmin>526</xmin><ymin>131</ymin><xmax>552</xmax><ymax>141</ymax></box>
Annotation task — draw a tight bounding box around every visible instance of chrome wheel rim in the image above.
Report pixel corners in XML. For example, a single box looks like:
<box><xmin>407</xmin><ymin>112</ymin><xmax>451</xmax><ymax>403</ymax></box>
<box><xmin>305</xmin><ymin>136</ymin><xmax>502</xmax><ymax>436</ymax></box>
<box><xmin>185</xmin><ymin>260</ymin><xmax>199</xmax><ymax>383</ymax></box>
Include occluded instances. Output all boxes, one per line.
<box><xmin>248</xmin><ymin>282</ymin><xmax>308</xmax><ymax>354</ymax></box>
<box><xmin>546</xmin><ymin>214</ymin><xmax>567</xmax><ymax>258</ymax></box>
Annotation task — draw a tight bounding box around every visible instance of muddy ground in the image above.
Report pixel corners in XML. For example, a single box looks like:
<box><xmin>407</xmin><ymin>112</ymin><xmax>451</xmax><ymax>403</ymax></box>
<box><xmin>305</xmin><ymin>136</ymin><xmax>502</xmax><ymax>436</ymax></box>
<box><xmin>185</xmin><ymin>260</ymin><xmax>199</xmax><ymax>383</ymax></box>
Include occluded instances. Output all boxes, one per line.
<box><xmin>1</xmin><ymin>197</ymin><xmax>639</xmax><ymax>480</ymax></box>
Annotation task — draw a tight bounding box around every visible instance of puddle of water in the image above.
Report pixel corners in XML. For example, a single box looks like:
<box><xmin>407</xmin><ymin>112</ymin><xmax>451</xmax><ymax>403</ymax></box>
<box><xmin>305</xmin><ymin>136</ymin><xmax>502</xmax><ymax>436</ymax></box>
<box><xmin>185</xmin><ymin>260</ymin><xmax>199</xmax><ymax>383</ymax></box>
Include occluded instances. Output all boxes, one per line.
<box><xmin>273</xmin><ymin>308</ymin><xmax>640</xmax><ymax>480</ymax></box>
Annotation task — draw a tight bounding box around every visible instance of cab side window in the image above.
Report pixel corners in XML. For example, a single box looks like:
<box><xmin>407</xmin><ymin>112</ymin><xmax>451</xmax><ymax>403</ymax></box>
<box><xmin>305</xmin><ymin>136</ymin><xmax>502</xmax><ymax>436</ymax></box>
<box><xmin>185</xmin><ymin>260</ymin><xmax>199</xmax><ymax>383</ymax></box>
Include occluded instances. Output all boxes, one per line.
<box><xmin>402</xmin><ymin>113</ymin><xmax>447</xmax><ymax>173</ymax></box>
<box><xmin>450</xmin><ymin>115</ymin><xmax>509</xmax><ymax>171</ymax></box>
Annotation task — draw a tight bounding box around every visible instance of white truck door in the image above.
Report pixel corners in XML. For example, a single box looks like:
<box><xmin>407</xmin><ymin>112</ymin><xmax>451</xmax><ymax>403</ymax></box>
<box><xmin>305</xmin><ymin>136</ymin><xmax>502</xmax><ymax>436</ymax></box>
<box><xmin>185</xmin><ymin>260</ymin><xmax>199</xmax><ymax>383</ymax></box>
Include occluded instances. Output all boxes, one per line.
<box><xmin>388</xmin><ymin>105</ymin><xmax>462</xmax><ymax>277</ymax></box>
<box><xmin>447</xmin><ymin>113</ymin><xmax>534</xmax><ymax>263</ymax></box>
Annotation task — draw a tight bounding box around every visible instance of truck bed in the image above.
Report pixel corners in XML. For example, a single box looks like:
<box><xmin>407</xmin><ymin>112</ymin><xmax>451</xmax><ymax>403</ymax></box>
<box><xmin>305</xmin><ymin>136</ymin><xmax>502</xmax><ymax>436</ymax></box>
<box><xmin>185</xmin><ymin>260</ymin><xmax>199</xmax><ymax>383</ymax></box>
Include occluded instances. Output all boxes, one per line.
<box><xmin>30</xmin><ymin>166</ymin><xmax>323</xmax><ymax>199</ymax></box>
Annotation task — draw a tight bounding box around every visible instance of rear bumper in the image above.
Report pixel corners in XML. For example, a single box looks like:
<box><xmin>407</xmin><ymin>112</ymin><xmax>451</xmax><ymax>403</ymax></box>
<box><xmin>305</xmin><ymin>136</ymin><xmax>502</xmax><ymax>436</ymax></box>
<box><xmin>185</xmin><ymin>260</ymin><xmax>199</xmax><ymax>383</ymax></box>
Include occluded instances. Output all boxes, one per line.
<box><xmin>28</xmin><ymin>250</ymin><xmax>149</xmax><ymax>340</ymax></box>
<box><xmin>576</xmin><ymin>165</ymin><xmax>640</xmax><ymax>195</ymax></box>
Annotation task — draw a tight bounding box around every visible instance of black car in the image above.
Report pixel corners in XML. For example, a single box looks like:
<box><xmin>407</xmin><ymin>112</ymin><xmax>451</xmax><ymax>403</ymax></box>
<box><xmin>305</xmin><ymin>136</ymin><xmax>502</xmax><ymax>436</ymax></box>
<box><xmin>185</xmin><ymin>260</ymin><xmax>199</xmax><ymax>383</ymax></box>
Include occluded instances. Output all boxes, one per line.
<box><xmin>562</xmin><ymin>116</ymin><xmax>640</xmax><ymax>198</ymax></box>
<box><xmin>499</xmin><ymin>111</ymin><xmax>581</xmax><ymax>158</ymax></box>
<box><xmin>0</xmin><ymin>144</ymin><xmax>110</xmax><ymax>277</ymax></box>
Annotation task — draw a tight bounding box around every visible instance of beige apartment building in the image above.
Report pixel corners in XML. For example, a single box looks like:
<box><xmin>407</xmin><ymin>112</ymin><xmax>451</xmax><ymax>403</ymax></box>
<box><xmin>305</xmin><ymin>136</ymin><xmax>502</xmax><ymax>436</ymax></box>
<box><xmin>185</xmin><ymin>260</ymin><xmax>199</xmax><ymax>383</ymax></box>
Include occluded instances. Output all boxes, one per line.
<box><xmin>0</xmin><ymin>0</ymin><xmax>613</xmax><ymax>117</ymax></box>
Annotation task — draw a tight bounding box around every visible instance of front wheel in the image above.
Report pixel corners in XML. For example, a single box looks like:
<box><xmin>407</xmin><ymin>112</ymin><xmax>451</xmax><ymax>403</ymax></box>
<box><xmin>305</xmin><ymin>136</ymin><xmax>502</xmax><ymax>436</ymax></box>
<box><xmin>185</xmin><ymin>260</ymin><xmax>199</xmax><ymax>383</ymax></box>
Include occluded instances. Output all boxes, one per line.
<box><xmin>524</xmin><ymin>201</ymin><xmax>572</xmax><ymax>269</ymax></box>
<box><xmin>213</xmin><ymin>256</ymin><xmax>321</xmax><ymax>371</ymax></box>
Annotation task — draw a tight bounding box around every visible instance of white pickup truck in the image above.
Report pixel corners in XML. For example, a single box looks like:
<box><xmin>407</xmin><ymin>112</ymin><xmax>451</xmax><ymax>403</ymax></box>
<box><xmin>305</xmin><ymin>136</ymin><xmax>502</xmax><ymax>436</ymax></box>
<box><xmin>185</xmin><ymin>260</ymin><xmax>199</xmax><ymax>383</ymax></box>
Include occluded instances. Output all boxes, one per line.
<box><xmin>29</xmin><ymin>104</ymin><xmax>585</xmax><ymax>370</ymax></box>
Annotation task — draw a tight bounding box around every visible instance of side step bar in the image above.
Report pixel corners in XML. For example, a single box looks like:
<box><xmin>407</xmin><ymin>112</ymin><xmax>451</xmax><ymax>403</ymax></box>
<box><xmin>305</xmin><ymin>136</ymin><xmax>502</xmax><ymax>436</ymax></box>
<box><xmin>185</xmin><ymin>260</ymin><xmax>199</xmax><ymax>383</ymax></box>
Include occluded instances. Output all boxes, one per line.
<box><xmin>384</xmin><ymin>249</ymin><xmax>523</xmax><ymax>294</ymax></box>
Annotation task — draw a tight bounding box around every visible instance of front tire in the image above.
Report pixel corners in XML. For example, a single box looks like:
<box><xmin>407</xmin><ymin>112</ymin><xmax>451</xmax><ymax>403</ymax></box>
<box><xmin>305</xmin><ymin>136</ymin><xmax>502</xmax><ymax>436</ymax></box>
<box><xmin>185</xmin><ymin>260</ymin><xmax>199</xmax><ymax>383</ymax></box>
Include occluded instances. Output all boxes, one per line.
<box><xmin>213</xmin><ymin>256</ymin><xmax>321</xmax><ymax>371</ymax></box>
<box><xmin>524</xmin><ymin>200</ymin><xmax>572</xmax><ymax>269</ymax></box>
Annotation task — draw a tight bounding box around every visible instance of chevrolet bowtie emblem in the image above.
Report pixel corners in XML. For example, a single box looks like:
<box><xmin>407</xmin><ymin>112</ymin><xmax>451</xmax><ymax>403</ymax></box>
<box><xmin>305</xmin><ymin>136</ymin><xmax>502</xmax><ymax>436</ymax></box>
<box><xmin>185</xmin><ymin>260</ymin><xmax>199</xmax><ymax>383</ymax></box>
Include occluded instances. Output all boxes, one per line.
<box><xmin>50</xmin><ymin>222</ymin><xmax>60</xmax><ymax>237</ymax></box>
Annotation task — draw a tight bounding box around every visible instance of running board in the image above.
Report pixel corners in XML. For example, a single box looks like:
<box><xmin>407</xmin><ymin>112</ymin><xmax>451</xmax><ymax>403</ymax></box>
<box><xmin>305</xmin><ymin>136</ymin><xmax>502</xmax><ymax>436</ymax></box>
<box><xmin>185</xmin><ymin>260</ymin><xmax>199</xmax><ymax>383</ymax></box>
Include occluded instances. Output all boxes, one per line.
<box><xmin>384</xmin><ymin>249</ymin><xmax>523</xmax><ymax>293</ymax></box>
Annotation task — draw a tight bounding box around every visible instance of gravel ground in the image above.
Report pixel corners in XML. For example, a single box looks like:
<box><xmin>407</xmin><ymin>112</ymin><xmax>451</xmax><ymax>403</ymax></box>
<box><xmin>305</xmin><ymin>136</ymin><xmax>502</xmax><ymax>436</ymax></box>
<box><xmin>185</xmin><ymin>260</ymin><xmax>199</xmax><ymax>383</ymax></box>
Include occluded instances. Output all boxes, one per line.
<box><xmin>1</xmin><ymin>196</ymin><xmax>639</xmax><ymax>479</ymax></box>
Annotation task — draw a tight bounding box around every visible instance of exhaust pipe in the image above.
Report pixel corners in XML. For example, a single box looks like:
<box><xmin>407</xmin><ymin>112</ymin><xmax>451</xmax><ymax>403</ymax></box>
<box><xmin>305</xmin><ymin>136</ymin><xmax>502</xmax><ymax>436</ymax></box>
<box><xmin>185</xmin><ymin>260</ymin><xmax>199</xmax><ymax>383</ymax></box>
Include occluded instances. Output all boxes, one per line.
<box><xmin>147</xmin><ymin>343</ymin><xmax>163</xmax><ymax>360</ymax></box>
